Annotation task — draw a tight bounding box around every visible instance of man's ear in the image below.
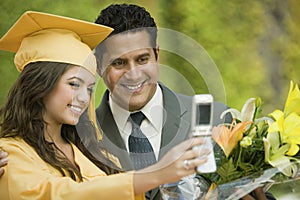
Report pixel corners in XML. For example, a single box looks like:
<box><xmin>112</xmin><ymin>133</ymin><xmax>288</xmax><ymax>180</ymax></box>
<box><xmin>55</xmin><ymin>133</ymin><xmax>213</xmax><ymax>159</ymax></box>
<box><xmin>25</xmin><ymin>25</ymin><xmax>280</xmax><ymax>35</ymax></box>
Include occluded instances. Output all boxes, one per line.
<box><xmin>155</xmin><ymin>45</ymin><xmax>160</xmax><ymax>61</ymax></box>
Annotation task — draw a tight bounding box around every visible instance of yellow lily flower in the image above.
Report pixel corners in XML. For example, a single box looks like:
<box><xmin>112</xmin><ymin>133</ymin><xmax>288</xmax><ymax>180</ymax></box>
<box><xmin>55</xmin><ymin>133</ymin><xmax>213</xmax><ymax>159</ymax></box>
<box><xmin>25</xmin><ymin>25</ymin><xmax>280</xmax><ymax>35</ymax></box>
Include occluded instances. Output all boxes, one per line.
<box><xmin>268</xmin><ymin>111</ymin><xmax>300</xmax><ymax>156</ymax></box>
<box><xmin>212</xmin><ymin>121</ymin><xmax>251</xmax><ymax>157</ymax></box>
<box><xmin>263</xmin><ymin>131</ymin><xmax>298</xmax><ymax>177</ymax></box>
<box><xmin>284</xmin><ymin>81</ymin><xmax>300</xmax><ymax>116</ymax></box>
<box><xmin>268</xmin><ymin>110</ymin><xmax>284</xmax><ymax>133</ymax></box>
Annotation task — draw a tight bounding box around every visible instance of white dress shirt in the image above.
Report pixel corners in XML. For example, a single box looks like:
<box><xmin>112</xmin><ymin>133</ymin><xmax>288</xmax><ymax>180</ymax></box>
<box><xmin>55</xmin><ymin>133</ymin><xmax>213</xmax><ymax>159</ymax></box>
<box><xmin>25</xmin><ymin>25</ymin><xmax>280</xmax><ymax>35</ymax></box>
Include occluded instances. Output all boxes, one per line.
<box><xmin>109</xmin><ymin>84</ymin><xmax>163</xmax><ymax>160</ymax></box>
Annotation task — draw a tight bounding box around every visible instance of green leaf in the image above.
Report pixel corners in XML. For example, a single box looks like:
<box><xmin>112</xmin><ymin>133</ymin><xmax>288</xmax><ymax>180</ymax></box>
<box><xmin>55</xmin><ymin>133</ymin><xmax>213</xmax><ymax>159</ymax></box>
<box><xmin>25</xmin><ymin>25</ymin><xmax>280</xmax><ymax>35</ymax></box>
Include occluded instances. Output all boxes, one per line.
<box><xmin>217</xmin><ymin>158</ymin><xmax>242</xmax><ymax>184</ymax></box>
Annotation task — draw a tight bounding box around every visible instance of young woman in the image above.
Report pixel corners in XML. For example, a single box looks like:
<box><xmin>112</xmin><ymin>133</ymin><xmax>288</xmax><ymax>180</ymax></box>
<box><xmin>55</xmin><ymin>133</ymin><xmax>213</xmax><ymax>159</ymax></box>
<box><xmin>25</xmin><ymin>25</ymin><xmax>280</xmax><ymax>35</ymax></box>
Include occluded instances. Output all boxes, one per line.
<box><xmin>0</xmin><ymin>11</ymin><xmax>208</xmax><ymax>200</ymax></box>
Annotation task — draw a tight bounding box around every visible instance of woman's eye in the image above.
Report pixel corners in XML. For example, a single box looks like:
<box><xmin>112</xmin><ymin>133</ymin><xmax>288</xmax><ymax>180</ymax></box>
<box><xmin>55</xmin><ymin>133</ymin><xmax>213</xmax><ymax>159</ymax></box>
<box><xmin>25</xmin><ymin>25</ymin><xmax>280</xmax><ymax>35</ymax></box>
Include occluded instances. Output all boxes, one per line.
<box><xmin>69</xmin><ymin>82</ymin><xmax>80</xmax><ymax>88</ymax></box>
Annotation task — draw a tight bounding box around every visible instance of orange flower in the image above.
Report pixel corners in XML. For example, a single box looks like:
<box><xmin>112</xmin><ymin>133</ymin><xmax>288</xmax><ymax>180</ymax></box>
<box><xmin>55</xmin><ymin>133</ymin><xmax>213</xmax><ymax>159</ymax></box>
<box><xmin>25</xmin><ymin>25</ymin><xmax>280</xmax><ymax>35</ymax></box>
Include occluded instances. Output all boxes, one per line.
<box><xmin>212</xmin><ymin>121</ymin><xmax>251</xmax><ymax>157</ymax></box>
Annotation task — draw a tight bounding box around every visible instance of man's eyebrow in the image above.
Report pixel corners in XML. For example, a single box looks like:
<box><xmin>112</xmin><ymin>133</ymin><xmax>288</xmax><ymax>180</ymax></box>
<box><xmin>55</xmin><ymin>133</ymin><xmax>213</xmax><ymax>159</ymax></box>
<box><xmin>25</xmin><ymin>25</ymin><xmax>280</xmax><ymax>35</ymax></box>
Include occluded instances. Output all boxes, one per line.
<box><xmin>107</xmin><ymin>52</ymin><xmax>151</xmax><ymax>65</ymax></box>
<box><xmin>137</xmin><ymin>53</ymin><xmax>150</xmax><ymax>58</ymax></box>
<box><xmin>108</xmin><ymin>57</ymin><xmax>126</xmax><ymax>64</ymax></box>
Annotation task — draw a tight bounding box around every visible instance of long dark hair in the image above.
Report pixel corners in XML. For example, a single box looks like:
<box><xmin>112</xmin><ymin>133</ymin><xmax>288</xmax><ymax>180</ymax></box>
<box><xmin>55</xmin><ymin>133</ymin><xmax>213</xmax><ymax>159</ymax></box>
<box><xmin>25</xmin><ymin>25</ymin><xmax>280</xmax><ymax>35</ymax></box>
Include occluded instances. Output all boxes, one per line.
<box><xmin>0</xmin><ymin>62</ymin><xmax>121</xmax><ymax>180</ymax></box>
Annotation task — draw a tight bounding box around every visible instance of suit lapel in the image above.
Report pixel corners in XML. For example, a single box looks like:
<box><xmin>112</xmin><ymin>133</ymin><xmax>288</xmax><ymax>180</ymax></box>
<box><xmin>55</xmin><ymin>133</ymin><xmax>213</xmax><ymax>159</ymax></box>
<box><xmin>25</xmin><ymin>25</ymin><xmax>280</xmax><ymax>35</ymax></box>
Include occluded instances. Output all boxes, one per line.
<box><xmin>96</xmin><ymin>90</ymin><xmax>134</xmax><ymax>170</ymax></box>
<box><xmin>159</xmin><ymin>84</ymin><xmax>191</xmax><ymax>159</ymax></box>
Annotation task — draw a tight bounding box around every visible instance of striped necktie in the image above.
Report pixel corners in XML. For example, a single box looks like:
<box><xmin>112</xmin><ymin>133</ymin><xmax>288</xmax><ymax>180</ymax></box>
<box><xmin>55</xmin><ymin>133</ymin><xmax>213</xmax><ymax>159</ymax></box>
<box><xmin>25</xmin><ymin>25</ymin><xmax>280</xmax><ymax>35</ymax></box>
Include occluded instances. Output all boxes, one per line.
<box><xmin>128</xmin><ymin>111</ymin><xmax>156</xmax><ymax>169</ymax></box>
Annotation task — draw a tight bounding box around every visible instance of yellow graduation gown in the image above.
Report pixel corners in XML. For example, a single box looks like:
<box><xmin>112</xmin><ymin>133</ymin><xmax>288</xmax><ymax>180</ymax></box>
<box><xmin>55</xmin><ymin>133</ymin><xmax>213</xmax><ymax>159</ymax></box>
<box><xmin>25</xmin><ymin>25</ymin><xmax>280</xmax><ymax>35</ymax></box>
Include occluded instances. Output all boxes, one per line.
<box><xmin>0</xmin><ymin>137</ymin><xmax>145</xmax><ymax>200</ymax></box>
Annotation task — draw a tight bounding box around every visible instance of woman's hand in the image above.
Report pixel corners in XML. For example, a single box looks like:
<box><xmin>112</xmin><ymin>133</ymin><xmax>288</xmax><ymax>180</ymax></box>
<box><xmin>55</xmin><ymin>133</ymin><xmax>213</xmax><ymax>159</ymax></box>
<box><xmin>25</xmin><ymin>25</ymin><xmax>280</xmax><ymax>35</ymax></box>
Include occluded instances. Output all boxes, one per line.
<box><xmin>0</xmin><ymin>149</ymin><xmax>8</xmax><ymax>176</ymax></box>
<box><xmin>148</xmin><ymin>137</ymin><xmax>209</xmax><ymax>182</ymax></box>
<box><xmin>133</xmin><ymin>137</ymin><xmax>210</xmax><ymax>195</ymax></box>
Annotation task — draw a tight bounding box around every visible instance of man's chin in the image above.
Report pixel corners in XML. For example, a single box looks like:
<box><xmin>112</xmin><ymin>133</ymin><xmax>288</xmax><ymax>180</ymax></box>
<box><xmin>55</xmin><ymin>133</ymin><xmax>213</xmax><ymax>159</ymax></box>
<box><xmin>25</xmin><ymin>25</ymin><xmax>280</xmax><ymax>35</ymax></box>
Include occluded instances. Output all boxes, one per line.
<box><xmin>128</xmin><ymin>97</ymin><xmax>149</xmax><ymax>111</ymax></box>
<box><xmin>111</xmin><ymin>89</ymin><xmax>152</xmax><ymax>111</ymax></box>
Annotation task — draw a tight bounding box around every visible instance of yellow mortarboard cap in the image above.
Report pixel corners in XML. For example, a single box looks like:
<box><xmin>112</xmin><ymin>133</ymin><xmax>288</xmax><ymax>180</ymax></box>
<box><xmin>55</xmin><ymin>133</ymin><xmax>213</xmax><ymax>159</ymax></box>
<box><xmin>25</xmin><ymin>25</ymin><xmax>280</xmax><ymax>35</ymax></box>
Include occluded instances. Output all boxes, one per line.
<box><xmin>0</xmin><ymin>11</ymin><xmax>113</xmax><ymax>75</ymax></box>
<box><xmin>0</xmin><ymin>11</ymin><xmax>112</xmax><ymax>140</ymax></box>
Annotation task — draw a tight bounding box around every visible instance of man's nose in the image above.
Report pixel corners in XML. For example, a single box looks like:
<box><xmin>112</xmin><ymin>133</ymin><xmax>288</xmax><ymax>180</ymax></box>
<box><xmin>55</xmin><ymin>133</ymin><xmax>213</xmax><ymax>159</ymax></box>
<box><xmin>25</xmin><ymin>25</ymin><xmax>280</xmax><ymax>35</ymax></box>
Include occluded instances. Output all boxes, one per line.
<box><xmin>126</xmin><ymin>61</ymin><xmax>141</xmax><ymax>78</ymax></box>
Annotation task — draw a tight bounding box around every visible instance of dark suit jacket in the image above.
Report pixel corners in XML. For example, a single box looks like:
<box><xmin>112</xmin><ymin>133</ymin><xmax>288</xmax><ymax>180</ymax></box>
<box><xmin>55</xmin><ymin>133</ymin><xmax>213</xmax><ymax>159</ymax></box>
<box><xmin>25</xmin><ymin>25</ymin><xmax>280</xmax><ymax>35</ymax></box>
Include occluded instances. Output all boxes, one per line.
<box><xmin>95</xmin><ymin>83</ymin><xmax>229</xmax><ymax>199</ymax></box>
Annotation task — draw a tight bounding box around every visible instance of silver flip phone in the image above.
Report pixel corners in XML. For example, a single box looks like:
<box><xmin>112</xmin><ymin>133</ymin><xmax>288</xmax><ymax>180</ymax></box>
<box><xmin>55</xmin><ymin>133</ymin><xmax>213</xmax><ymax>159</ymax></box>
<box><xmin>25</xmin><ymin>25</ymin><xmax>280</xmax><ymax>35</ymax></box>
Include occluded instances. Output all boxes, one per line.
<box><xmin>191</xmin><ymin>94</ymin><xmax>216</xmax><ymax>173</ymax></box>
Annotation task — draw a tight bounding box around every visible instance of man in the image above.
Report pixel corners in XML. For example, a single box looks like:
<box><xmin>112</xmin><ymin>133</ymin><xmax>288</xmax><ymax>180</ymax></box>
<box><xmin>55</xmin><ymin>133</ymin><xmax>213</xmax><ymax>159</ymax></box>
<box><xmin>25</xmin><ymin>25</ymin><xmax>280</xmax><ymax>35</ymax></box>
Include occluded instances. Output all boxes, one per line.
<box><xmin>93</xmin><ymin>4</ymin><xmax>229</xmax><ymax>200</ymax></box>
<box><xmin>93</xmin><ymin>4</ymin><xmax>275</xmax><ymax>200</ymax></box>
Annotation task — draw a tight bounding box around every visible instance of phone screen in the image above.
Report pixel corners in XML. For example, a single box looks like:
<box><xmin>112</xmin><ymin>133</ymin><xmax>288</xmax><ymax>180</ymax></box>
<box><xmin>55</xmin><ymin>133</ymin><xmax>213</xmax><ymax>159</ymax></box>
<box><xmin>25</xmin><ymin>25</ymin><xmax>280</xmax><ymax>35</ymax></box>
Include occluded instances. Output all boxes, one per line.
<box><xmin>196</xmin><ymin>104</ymin><xmax>211</xmax><ymax>125</ymax></box>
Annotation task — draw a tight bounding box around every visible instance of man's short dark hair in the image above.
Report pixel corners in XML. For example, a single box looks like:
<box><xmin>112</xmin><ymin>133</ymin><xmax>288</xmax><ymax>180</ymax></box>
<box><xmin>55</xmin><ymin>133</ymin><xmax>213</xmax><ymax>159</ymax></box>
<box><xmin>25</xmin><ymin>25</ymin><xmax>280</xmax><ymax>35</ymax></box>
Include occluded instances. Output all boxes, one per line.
<box><xmin>94</xmin><ymin>4</ymin><xmax>158</xmax><ymax>72</ymax></box>
<box><xmin>95</xmin><ymin>4</ymin><xmax>157</xmax><ymax>40</ymax></box>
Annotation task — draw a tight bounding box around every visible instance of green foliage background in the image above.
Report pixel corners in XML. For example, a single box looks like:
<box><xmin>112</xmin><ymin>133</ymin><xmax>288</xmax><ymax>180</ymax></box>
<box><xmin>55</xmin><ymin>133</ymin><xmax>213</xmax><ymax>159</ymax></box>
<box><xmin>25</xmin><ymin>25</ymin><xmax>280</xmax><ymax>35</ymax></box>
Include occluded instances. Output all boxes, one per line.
<box><xmin>0</xmin><ymin>0</ymin><xmax>299</xmax><ymax>198</ymax></box>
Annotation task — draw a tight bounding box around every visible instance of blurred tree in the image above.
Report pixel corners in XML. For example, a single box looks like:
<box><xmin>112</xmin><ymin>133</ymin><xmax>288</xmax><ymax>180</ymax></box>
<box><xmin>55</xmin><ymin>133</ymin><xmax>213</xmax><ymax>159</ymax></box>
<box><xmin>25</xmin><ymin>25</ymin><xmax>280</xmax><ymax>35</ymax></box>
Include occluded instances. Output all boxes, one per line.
<box><xmin>157</xmin><ymin>0</ymin><xmax>300</xmax><ymax>115</ymax></box>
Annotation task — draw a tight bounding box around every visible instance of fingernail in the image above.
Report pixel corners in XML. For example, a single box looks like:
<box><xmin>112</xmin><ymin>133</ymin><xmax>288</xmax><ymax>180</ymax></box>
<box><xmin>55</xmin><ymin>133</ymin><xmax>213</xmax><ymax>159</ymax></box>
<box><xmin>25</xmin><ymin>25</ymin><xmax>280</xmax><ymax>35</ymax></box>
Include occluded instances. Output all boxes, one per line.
<box><xmin>1</xmin><ymin>157</ymin><xmax>8</xmax><ymax>164</ymax></box>
<box><xmin>0</xmin><ymin>151</ymin><xmax>8</xmax><ymax>156</ymax></box>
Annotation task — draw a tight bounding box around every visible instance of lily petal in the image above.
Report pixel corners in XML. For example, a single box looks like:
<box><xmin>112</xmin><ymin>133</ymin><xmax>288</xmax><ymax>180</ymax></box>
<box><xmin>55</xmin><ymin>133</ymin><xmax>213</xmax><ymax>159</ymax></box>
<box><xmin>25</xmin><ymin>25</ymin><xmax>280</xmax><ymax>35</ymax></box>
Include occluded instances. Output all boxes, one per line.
<box><xmin>283</xmin><ymin>113</ymin><xmax>300</xmax><ymax>144</ymax></box>
<box><xmin>220</xmin><ymin>108</ymin><xmax>241</xmax><ymax>120</ymax></box>
<box><xmin>286</xmin><ymin>143</ymin><xmax>299</xmax><ymax>156</ymax></box>
<box><xmin>268</xmin><ymin>111</ymin><xmax>284</xmax><ymax>133</ymax></box>
<box><xmin>240</xmin><ymin>98</ymin><xmax>256</xmax><ymax>122</ymax></box>
<box><xmin>264</xmin><ymin>136</ymin><xmax>294</xmax><ymax>177</ymax></box>
<box><xmin>285</xmin><ymin>81</ymin><xmax>300</xmax><ymax>115</ymax></box>
<box><xmin>212</xmin><ymin>126</ymin><xmax>231</xmax><ymax>157</ymax></box>
<box><xmin>269</xmin><ymin>110</ymin><xmax>284</xmax><ymax>121</ymax></box>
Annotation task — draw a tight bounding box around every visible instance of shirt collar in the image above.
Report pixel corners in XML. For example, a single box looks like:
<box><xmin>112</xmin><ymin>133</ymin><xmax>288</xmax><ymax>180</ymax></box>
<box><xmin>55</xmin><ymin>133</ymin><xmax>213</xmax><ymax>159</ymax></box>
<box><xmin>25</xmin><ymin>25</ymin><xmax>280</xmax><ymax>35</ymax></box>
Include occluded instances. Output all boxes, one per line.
<box><xmin>109</xmin><ymin>83</ymin><xmax>163</xmax><ymax>132</ymax></box>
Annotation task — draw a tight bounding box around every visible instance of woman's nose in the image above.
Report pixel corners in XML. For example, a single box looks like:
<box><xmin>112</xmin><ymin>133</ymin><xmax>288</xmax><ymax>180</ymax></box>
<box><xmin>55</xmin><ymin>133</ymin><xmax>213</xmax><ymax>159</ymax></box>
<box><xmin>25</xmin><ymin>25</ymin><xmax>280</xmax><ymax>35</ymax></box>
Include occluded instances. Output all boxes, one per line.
<box><xmin>76</xmin><ymin>89</ymin><xmax>90</xmax><ymax>104</ymax></box>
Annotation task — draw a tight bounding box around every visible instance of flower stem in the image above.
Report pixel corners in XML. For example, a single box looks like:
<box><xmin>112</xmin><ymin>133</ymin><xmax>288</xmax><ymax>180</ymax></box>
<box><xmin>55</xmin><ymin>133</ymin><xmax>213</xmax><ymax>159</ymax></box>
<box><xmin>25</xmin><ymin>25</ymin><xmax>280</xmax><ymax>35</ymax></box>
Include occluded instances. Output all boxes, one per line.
<box><xmin>234</xmin><ymin>144</ymin><xmax>243</xmax><ymax>168</ymax></box>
